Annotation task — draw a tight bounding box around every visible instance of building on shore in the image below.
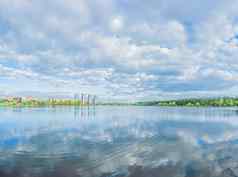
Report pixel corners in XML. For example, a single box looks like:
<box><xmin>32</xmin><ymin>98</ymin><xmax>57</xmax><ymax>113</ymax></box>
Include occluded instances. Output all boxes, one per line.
<box><xmin>6</xmin><ymin>97</ymin><xmax>22</xmax><ymax>103</ymax></box>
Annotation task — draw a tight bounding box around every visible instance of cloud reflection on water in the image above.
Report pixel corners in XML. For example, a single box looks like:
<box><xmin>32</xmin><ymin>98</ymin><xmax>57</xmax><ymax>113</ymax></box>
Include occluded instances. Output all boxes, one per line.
<box><xmin>0</xmin><ymin>107</ymin><xmax>238</xmax><ymax>177</ymax></box>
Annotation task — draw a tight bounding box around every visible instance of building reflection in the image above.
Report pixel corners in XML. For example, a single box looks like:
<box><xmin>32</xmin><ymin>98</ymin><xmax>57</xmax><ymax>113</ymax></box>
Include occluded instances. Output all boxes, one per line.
<box><xmin>73</xmin><ymin>106</ymin><xmax>96</xmax><ymax>120</ymax></box>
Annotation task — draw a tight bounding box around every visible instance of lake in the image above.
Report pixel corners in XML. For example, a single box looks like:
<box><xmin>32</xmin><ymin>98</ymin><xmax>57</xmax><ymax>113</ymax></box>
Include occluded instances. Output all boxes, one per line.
<box><xmin>0</xmin><ymin>106</ymin><xmax>238</xmax><ymax>177</ymax></box>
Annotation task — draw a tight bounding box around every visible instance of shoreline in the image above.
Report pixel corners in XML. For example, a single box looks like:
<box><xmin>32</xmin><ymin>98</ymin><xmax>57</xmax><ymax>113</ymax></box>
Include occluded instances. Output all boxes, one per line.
<box><xmin>1</xmin><ymin>97</ymin><xmax>238</xmax><ymax>108</ymax></box>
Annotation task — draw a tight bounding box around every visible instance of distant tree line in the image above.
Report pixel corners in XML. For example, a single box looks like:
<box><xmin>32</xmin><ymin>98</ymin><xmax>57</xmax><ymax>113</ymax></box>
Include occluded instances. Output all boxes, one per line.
<box><xmin>2</xmin><ymin>97</ymin><xmax>238</xmax><ymax>107</ymax></box>
<box><xmin>134</xmin><ymin>98</ymin><xmax>238</xmax><ymax>107</ymax></box>
<box><xmin>0</xmin><ymin>99</ymin><xmax>81</xmax><ymax>107</ymax></box>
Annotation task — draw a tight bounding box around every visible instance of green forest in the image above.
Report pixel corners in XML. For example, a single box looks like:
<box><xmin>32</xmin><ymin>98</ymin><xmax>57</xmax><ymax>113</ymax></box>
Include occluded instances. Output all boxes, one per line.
<box><xmin>0</xmin><ymin>99</ymin><xmax>81</xmax><ymax>107</ymax></box>
<box><xmin>135</xmin><ymin>98</ymin><xmax>238</xmax><ymax>107</ymax></box>
<box><xmin>2</xmin><ymin>97</ymin><xmax>238</xmax><ymax>107</ymax></box>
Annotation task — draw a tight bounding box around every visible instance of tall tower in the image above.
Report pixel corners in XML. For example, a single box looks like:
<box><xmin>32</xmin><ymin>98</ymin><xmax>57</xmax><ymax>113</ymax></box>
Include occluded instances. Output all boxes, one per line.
<box><xmin>92</xmin><ymin>95</ymin><xmax>96</xmax><ymax>106</ymax></box>
<box><xmin>87</xmin><ymin>94</ymin><xmax>90</xmax><ymax>106</ymax></box>
<box><xmin>81</xmin><ymin>93</ymin><xmax>84</xmax><ymax>106</ymax></box>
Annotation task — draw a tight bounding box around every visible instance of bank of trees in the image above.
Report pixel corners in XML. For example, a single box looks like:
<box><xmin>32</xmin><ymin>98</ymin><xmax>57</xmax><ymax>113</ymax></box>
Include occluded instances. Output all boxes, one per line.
<box><xmin>0</xmin><ymin>99</ymin><xmax>81</xmax><ymax>107</ymax></box>
<box><xmin>135</xmin><ymin>98</ymin><xmax>238</xmax><ymax>107</ymax></box>
<box><xmin>2</xmin><ymin>97</ymin><xmax>238</xmax><ymax>107</ymax></box>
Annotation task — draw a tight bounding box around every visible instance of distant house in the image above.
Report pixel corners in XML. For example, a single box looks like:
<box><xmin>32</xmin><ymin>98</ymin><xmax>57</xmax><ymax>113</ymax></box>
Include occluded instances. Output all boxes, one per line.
<box><xmin>13</xmin><ymin>97</ymin><xmax>22</xmax><ymax>103</ymax></box>
<box><xmin>6</xmin><ymin>97</ymin><xmax>22</xmax><ymax>103</ymax></box>
<box><xmin>26</xmin><ymin>96</ymin><xmax>34</xmax><ymax>101</ymax></box>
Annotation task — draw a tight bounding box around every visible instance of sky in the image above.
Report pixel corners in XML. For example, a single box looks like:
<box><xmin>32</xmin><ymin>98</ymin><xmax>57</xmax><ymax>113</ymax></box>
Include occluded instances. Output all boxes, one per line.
<box><xmin>0</xmin><ymin>0</ymin><xmax>238</xmax><ymax>100</ymax></box>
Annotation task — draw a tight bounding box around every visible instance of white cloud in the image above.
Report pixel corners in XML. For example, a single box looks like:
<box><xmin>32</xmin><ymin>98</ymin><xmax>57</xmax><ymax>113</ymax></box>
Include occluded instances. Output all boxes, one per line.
<box><xmin>109</xmin><ymin>16</ymin><xmax>124</xmax><ymax>32</ymax></box>
<box><xmin>0</xmin><ymin>0</ymin><xmax>238</xmax><ymax>99</ymax></box>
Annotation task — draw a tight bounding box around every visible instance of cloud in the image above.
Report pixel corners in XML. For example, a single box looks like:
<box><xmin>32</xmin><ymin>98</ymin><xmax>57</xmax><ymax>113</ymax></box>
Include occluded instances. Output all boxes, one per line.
<box><xmin>0</xmin><ymin>0</ymin><xmax>238</xmax><ymax>100</ymax></box>
<box><xmin>109</xmin><ymin>16</ymin><xmax>124</xmax><ymax>32</ymax></box>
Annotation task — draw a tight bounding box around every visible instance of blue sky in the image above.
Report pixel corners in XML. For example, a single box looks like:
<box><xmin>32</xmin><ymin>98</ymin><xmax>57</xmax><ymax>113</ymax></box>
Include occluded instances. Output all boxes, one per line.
<box><xmin>0</xmin><ymin>0</ymin><xmax>238</xmax><ymax>100</ymax></box>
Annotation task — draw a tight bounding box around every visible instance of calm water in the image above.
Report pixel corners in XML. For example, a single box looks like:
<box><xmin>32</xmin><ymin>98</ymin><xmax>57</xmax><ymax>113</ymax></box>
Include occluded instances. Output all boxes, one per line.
<box><xmin>0</xmin><ymin>106</ymin><xmax>238</xmax><ymax>177</ymax></box>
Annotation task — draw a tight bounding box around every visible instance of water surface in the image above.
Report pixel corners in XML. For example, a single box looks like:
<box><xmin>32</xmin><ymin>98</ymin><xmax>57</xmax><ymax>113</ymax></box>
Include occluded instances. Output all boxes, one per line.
<box><xmin>0</xmin><ymin>106</ymin><xmax>238</xmax><ymax>177</ymax></box>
